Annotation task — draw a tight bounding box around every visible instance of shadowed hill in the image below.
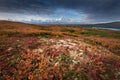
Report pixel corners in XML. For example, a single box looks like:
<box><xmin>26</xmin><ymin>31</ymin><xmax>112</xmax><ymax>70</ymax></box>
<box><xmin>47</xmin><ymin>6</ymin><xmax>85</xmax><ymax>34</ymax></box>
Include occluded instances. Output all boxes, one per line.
<box><xmin>80</xmin><ymin>21</ymin><xmax>120</xmax><ymax>28</ymax></box>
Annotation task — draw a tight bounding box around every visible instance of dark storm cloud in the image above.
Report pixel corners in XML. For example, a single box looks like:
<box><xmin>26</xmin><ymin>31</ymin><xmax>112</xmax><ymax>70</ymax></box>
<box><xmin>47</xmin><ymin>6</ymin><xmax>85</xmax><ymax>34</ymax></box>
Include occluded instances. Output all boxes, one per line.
<box><xmin>50</xmin><ymin>0</ymin><xmax>120</xmax><ymax>21</ymax></box>
<box><xmin>0</xmin><ymin>0</ymin><xmax>56</xmax><ymax>14</ymax></box>
<box><xmin>0</xmin><ymin>0</ymin><xmax>120</xmax><ymax>22</ymax></box>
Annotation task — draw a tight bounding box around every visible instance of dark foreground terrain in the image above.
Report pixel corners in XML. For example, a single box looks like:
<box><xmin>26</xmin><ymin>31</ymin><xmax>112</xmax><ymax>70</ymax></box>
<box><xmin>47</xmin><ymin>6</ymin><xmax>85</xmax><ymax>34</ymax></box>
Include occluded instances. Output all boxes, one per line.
<box><xmin>0</xmin><ymin>21</ymin><xmax>120</xmax><ymax>80</ymax></box>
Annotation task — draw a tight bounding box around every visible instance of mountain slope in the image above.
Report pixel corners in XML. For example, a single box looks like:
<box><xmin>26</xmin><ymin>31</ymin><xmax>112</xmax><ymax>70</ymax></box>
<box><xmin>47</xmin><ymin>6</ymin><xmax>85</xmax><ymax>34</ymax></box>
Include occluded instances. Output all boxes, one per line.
<box><xmin>79</xmin><ymin>21</ymin><xmax>120</xmax><ymax>28</ymax></box>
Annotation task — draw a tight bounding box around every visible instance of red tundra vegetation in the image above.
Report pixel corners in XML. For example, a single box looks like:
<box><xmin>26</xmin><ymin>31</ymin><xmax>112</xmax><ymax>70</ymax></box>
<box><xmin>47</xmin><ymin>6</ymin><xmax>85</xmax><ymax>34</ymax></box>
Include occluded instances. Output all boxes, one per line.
<box><xmin>0</xmin><ymin>21</ymin><xmax>120</xmax><ymax>80</ymax></box>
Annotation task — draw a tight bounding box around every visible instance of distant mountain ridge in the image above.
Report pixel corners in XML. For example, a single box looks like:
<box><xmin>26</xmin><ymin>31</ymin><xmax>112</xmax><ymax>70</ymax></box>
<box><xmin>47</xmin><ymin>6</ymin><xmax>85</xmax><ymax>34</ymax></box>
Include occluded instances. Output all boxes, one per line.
<box><xmin>80</xmin><ymin>22</ymin><xmax>120</xmax><ymax>28</ymax></box>
<box><xmin>0</xmin><ymin>20</ymin><xmax>120</xmax><ymax>28</ymax></box>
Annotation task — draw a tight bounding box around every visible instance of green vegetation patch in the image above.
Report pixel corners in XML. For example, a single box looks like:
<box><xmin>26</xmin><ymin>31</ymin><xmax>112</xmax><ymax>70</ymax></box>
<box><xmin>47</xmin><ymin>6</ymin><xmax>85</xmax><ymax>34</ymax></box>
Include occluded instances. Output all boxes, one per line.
<box><xmin>39</xmin><ymin>32</ymin><xmax>54</xmax><ymax>38</ymax></box>
<box><xmin>61</xmin><ymin>29</ymin><xmax>75</xmax><ymax>33</ymax></box>
<box><xmin>80</xmin><ymin>29</ymin><xmax>120</xmax><ymax>38</ymax></box>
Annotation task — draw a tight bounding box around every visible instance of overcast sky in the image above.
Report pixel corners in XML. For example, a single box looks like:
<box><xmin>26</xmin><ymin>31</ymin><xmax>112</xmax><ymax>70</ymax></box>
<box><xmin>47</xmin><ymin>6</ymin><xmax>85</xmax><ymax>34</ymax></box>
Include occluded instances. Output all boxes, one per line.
<box><xmin>0</xmin><ymin>0</ymin><xmax>120</xmax><ymax>24</ymax></box>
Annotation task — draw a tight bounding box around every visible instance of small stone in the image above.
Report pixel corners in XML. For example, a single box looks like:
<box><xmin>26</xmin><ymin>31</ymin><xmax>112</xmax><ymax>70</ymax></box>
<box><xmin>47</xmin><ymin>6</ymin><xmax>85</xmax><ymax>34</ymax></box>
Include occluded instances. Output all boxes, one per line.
<box><xmin>38</xmin><ymin>48</ymin><xmax>43</xmax><ymax>53</ymax></box>
<box><xmin>16</xmin><ymin>40</ymin><xmax>20</xmax><ymax>42</ymax></box>
<box><xmin>7</xmin><ymin>47</ymin><xmax>13</xmax><ymax>51</ymax></box>
<box><xmin>79</xmin><ymin>52</ymin><xmax>83</xmax><ymax>56</ymax></box>
<box><xmin>55</xmin><ymin>62</ymin><xmax>59</xmax><ymax>66</ymax></box>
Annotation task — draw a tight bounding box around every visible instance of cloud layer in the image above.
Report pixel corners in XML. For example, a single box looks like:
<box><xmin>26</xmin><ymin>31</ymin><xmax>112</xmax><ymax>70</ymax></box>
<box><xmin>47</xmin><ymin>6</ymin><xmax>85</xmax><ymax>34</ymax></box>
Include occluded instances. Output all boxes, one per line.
<box><xmin>0</xmin><ymin>0</ymin><xmax>120</xmax><ymax>23</ymax></box>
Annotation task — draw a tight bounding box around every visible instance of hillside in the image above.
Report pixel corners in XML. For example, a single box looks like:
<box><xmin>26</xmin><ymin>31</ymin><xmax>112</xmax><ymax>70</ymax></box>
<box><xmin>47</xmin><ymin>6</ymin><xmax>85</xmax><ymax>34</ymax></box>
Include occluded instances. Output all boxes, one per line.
<box><xmin>0</xmin><ymin>20</ymin><xmax>120</xmax><ymax>80</ymax></box>
<box><xmin>80</xmin><ymin>21</ymin><xmax>120</xmax><ymax>28</ymax></box>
